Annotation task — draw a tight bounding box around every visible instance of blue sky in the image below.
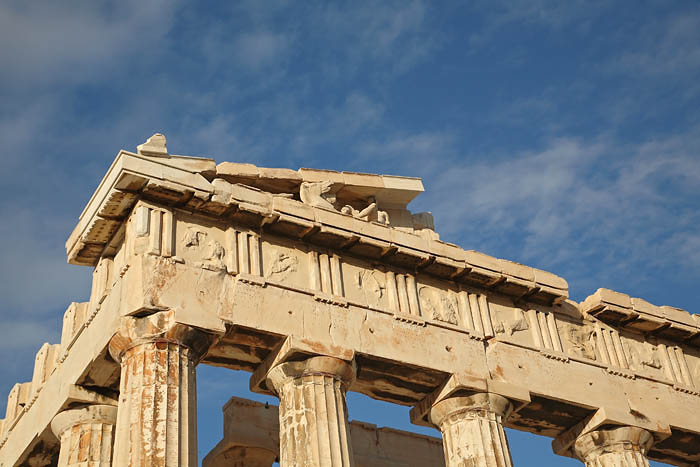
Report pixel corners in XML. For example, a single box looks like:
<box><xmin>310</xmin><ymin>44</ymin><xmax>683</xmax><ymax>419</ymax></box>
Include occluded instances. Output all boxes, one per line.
<box><xmin>1</xmin><ymin>1</ymin><xmax>698</xmax><ymax>465</ymax></box>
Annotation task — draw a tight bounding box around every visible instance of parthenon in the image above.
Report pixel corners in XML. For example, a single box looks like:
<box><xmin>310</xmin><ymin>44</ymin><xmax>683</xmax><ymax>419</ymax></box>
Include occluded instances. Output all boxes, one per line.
<box><xmin>1</xmin><ymin>133</ymin><xmax>699</xmax><ymax>466</ymax></box>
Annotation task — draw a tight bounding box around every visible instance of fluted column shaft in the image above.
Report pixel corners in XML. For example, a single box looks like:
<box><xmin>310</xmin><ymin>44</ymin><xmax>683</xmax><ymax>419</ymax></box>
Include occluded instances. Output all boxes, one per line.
<box><xmin>51</xmin><ymin>404</ymin><xmax>117</xmax><ymax>467</ymax></box>
<box><xmin>573</xmin><ymin>427</ymin><xmax>653</xmax><ymax>467</ymax></box>
<box><xmin>429</xmin><ymin>393</ymin><xmax>513</xmax><ymax>467</ymax></box>
<box><xmin>108</xmin><ymin>311</ymin><xmax>217</xmax><ymax>466</ymax></box>
<box><xmin>266</xmin><ymin>356</ymin><xmax>356</xmax><ymax>467</ymax></box>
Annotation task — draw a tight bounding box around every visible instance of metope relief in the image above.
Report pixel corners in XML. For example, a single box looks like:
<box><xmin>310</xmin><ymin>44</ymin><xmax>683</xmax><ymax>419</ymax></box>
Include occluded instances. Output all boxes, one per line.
<box><xmin>266</xmin><ymin>250</ymin><xmax>298</xmax><ymax>281</ymax></box>
<box><xmin>182</xmin><ymin>227</ymin><xmax>227</xmax><ymax>272</ymax></box>
<box><xmin>628</xmin><ymin>342</ymin><xmax>662</xmax><ymax>372</ymax></box>
<box><xmin>418</xmin><ymin>287</ymin><xmax>457</xmax><ymax>325</ymax></box>
<box><xmin>416</xmin><ymin>283</ymin><xmax>495</xmax><ymax>337</ymax></box>
<box><xmin>560</xmin><ymin>321</ymin><xmax>596</xmax><ymax>361</ymax></box>
<box><xmin>493</xmin><ymin>308</ymin><xmax>529</xmax><ymax>337</ymax></box>
<box><xmin>201</xmin><ymin>239</ymin><xmax>226</xmax><ymax>271</ymax></box>
<box><xmin>355</xmin><ymin>270</ymin><xmax>385</xmax><ymax>309</ymax></box>
<box><xmin>184</xmin><ymin>227</ymin><xmax>205</xmax><ymax>248</ymax></box>
<box><xmin>258</xmin><ymin>237</ymin><xmax>311</xmax><ymax>291</ymax></box>
<box><xmin>339</xmin><ymin>258</ymin><xmax>390</xmax><ymax>311</ymax></box>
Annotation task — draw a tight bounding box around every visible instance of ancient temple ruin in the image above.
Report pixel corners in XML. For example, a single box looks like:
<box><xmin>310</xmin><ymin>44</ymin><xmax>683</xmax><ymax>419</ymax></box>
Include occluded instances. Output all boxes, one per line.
<box><xmin>1</xmin><ymin>134</ymin><xmax>699</xmax><ymax>466</ymax></box>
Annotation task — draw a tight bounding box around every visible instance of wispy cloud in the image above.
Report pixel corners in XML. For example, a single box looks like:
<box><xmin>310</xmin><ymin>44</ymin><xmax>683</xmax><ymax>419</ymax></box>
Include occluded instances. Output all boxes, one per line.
<box><xmin>610</xmin><ymin>9</ymin><xmax>700</xmax><ymax>78</ymax></box>
<box><xmin>232</xmin><ymin>31</ymin><xmax>292</xmax><ymax>70</ymax></box>
<box><xmin>0</xmin><ymin>0</ymin><xmax>178</xmax><ymax>89</ymax></box>
<box><xmin>355</xmin><ymin>131</ymin><xmax>455</xmax><ymax>172</ymax></box>
<box><xmin>419</xmin><ymin>130</ymin><xmax>700</xmax><ymax>298</ymax></box>
<box><xmin>467</xmin><ymin>0</ymin><xmax>609</xmax><ymax>48</ymax></box>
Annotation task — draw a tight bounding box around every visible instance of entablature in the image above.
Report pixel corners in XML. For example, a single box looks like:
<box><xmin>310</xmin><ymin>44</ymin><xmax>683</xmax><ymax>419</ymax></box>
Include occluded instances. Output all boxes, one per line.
<box><xmin>66</xmin><ymin>134</ymin><xmax>569</xmax><ymax>310</ymax></box>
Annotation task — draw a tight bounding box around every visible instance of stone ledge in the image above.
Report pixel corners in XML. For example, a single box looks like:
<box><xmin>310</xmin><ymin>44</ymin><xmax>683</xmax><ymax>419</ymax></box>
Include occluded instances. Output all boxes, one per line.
<box><xmin>66</xmin><ymin>147</ymin><xmax>569</xmax><ymax>307</ymax></box>
<box><xmin>581</xmin><ymin>288</ymin><xmax>699</xmax><ymax>342</ymax></box>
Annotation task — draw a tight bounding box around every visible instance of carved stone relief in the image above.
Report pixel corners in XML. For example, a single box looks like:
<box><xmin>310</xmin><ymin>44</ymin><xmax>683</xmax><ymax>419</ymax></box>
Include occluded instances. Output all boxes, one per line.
<box><xmin>356</xmin><ymin>270</ymin><xmax>385</xmax><ymax>308</ymax></box>
<box><xmin>184</xmin><ymin>227</ymin><xmax>205</xmax><ymax>247</ymax></box>
<box><xmin>493</xmin><ymin>309</ymin><xmax>529</xmax><ymax>337</ymax></box>
<box><xmin>439</xmin><ymin>292</ymin><xmax>459</xmax><ymax>325</ymax></box>
<box><xmin>628</xmin><ymin>343</ymin><xmax>662</xmax><ymax>372</ymax></box>
<box><xmin>419</xmin><ymin>287</ymin><xmax>458</xmax><ymax>325</ymax></box>
<box><xmin>419</xmin><ymin>287</ymin><xmax>439</xmax><ymax>322</ymax></box>
<box><xmin>563</xmin><ymin>323</ymin><xmax>596</xmax><ymax>360</ymax></box>
<box><xmin>299</xmin><ymin>181</ymin><xmax>336</xmax><ymax>210</ymax></box>
<box><xmin>184</xmin><ymin>228</ymin><xmax>227</xmax><ymax>271</ymax></box>
<box><xmin>300</xmin><ymin>181</ymin><xmax>390</xmax><ymax>225</ymax></box>
<box><xmin>202</xmin><ymin>240</ymin><xmax>226</xmax><ymax>271</ymax></box>
<box><xmin>340</xmin><ymin>202</ymin><xmax>390</xmax><ymax>225</ymax></box>
<box><xmin>266</xmin><ymin>250</ymin><xmax>298</xmax><ymax>281</ymax></box>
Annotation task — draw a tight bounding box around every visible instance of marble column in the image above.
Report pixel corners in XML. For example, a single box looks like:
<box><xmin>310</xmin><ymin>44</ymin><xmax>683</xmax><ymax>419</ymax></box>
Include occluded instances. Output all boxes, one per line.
<box><xmin>572</xmin><ymin>426</ymin><xmax>653</xmax><ymax>467</ymax></box>
<box><xmin>266</xmin><ymin>356</ymin><xmax>356</xmax><ymax>467</ymax></box>
<box><xmin>429</xmin><ymin>393</ymin><xmax>513</xmax><ymax>467</ymax></box>
<box><xmin>108</xmin><ymin>311</ymin><xmax>217</xmax><ymax>466</ymax></box>
<box><xmin>204</xmin><ymin>446</ymin><xmax>277</xmax><ymax>467</ymax></box>
<box><xmin>50</xmin><ymin>404</ymin><xmax>118</xmax><ymax>467</ymax></box>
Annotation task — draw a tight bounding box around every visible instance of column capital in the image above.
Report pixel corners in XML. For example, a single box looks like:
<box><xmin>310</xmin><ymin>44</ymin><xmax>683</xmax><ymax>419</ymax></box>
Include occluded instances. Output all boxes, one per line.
<box><xmin>51</xmin><ymin>404</ymin><xmax>117</xmax><ymax>439</ymax></box>
<box><xmin>410</xmin><ymin>374</ymin><xmax>529</xmax><ymax>427</ymax></box>
<box><xmin>426</xmin><ymin>393</ymin><xmax>514</xmax><ymax>467</ymax></box>
<box><xmin>572</xmin><ymin>426</ymin><xmax>653</xmax><ymax>464</ymax></box>
<box><xmin>249</xmin><ymin>336</ymin><xmax>355</xmax><ymax>395</ymax></box>
<box><xmin>108</xmin><ymin>310</ymin><xmax>218</xmax><ymax>363</ymax></box>
<box><xmin>429</xmin><ymin>393</ymin><xmax>512</xmax><ymax>429</ymax></box>
<box><xmin>266</xmin><ymin>356</ymin><xmax>356</xmax><ymax>395</ymax></box>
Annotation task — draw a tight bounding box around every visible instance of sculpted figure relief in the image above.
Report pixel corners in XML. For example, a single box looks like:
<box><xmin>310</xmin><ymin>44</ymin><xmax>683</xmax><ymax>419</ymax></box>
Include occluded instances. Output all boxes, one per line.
<box><xmin>300</xmin><ymin>181</ymin><xmax>336</xmax><ymax>210</ymax></box>
<box><xmin>184</xmin><ymin>228</ymin><xmax>206</xmax><ymax>247</ymax></box>
<box><xmin>202</xmin><ymin>240</ymin><xmax>226</xmax><ymax>271</ymax></box>
<box><xmin>356</xmin><ymin>270</ymin><xmax>384</xmax><ymax>308</ymax></box>
<box><xmin>266</xmin><ymin>250</ymin><xmax>298</xmax><ymax>281</ymax></box>
<box><xmin>629</xmin><ymin>343</ymin><xmax>662</xmax><ymax>372</ymax></box>
<box><xmin>183</xmin><ymin>228</ymin><xmax>227</xmax><ymax>271</ymax></box>
<box><xmin>419</xmin><ymin>287</ymin><xmax>458</xmax><ymax>325</ymax></box>
<box><xmin>300</xmin><ymin>181</ymin><xmax>390</xmax><ymax>224</ymax></box>
<box><xmin>564</xmin><ymin>324</ymin><xmax>596</xmax><ymax>360</ymax></box>
<box><xmin>439</xmin><ymin>293</ymin><xmax>459</xmax><ymax>325</ymax></box>
<box><xmin>494</xmin><ymin>309</ymin><xmax>529</xmax><ymax>336</ymax></box>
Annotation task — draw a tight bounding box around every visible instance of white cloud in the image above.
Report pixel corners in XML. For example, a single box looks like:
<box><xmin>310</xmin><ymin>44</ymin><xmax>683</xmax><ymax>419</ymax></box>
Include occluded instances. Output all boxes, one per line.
<box><xmin>467</xmin><ymin>0</ymin><xmax>609</xmax><ymax>48</ymax></box>
<box><xmin>356</xmin><ymin>131</ymin><xmax>454</xmax><ymax>170</ymax></box>
<box><xmin>612</xmin><ymin>10</ymin><xmax>700</xmax><ymax>78</ymax></box>
<box><xmin>0</xmin><ymin>0</ymin><xmax>178</xmax><ymax>89</ymax></box>
<box><xmin>233</xmin><ymin>31</ymin><xmax>292</xmax><ymax>70</ymax></box>
<box><xmin>314</xmin><ymin>0</ymin><xmax>437</xmax><ymax>77</ymax></box>
<box><xmin>473</xmin><ymin>0</ymin><xmax>608</xmax><ymax>29</ymax></box>
<box><xmin>0</xmin><ymin>208</ymin><xmax>92</xmax><ymax>314</ymax></box>
<box><xmin>320</xmin><ymin>1</ymin><xmax>426</xmax><ymax>55</ymax></box>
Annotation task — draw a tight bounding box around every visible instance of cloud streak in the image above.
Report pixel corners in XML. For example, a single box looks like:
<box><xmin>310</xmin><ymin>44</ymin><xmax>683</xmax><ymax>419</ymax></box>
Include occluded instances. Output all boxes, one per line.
<box><xmin>415</xmin><ymin>129</ymin><xmax>700</xmax><ymax>300</ymax></box>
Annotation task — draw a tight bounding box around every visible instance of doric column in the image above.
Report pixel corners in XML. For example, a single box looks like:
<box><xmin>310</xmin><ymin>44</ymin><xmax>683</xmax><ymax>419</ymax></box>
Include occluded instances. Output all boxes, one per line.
<box><xmin>572</xmin><ymin>426</ymin><xmax>653</xmax><ymax>467</ymax></box>
<box><xmin>429</xmin><ymin>393</ymin><xmax>513</xmax><ymax>467</ymax></box>
<box><xmin>266</xmin><ymin>356</ymin><xmax>356</xmax><ymax>467</ymax></box>
<box><xmin>204</xmin><ymin>446</ymin><xmax>277</xmax><ymax>467</ymax></box>
<box><xmin>50</xmin><ymin>404</ymin><xmax>118</xmax><ymax>466</ymax></box>
<box><xmin>108</xmin><ymin>311</ymin><xmax>218</xmax><ymax>466</ymax></box>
